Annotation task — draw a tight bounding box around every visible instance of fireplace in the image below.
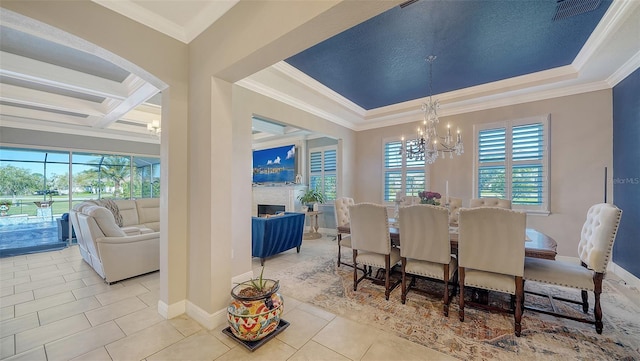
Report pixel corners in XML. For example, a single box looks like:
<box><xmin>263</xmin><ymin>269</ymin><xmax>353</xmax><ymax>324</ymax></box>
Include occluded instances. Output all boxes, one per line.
<box><xmin>257</xmin><ymin>204</ymin><xmax>285</xmax><ymax>217</ymax></box>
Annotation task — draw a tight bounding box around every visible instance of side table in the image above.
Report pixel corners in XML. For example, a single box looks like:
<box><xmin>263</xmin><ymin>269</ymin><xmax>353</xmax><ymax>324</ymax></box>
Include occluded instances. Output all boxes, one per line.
<box><xmin>303</xmin><ymin>211</ymin><xmax>322</xmax><ymax>240</ymax></box>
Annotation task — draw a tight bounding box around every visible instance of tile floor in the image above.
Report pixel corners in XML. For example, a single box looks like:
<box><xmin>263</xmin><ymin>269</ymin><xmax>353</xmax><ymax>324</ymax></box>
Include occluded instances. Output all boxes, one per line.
<box><xmin>0</xmin><ymin>238</ymin><xmax>456</xmax><ymax>361</ymax></box>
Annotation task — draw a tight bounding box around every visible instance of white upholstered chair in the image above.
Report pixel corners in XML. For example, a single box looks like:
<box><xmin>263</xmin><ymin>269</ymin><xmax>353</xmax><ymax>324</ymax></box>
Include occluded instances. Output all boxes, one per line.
<box><xmin>524</xmin><ymin>203</ymin><xmax>622</xmax><ymax>334</ymax></box>
<box><xmin>469</xmin><ymin>197</ymin><xmax>512</xmax><ymax>209</ymax></box>
<box><xmin>399</xmin><ymin>205</ymin><xmax>457</xmax><ymax>316</ymax></box>
<box><xmin>350</xmin><ymin>203</ymin><xmax>401</xmax><ymax>300</ymax></box>
<box><xmin>458</xmin><ymin>207</ymin><xmax>527</xmax><ymax>336</ymax></box>
<box><xmin>448</xmin><ymin>197</ymin><xmax>463</xmax><ymax>226</ymax></box>
<box><xmin>334</xmin><ymin>197</ymin><xmax>355</xmax><ymax>267</ymax></box>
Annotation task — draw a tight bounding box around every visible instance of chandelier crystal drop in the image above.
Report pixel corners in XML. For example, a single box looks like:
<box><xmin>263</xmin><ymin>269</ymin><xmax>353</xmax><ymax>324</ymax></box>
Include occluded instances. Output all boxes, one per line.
<box><xmin>401</xmin><ymin>55</ymin><xmax>463</xmax><ymax>164</ymax></box>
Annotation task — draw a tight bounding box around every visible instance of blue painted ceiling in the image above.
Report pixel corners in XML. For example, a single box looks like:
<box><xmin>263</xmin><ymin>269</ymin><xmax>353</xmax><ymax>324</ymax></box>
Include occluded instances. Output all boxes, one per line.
<box><xmin>285</xmin><ymin>0</ymin><xmax>611</xmax><ymax>110</ymax></box>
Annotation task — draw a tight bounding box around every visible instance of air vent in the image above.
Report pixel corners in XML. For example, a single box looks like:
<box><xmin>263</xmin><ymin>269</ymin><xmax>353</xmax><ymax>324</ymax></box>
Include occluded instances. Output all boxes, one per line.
<box><xmin>553</xmin><ymin>0</ymin><xmax>602</xmax><ymax>21</ymax></box>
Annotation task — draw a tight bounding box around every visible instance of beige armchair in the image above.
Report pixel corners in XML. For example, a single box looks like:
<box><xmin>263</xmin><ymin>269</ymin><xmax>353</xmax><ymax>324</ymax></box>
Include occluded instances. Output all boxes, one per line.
<box><xmin>524</xmin><ymin>203</ymin><xmax>622</xmax><ymax>334</ymax></box>
<box><xmin>448</xmin><ymin>197</ymin><xmax>462</xmax><ymax>225</ymax></box>
<box><xmin>469</xmin><ymin>197</ymin><xmax>512</xmax><ymax>209</ymax></box>
<box><xmin>350</xmin><ymin>203</ymin><xmax>401</xmax><ymax>300</ymax></box>
<box><xmin>399</xmin><ymin>204</ymin><xmax>457</xmax><ymax>316</ymax></box>
<box><xmin>334</xmin><ymin>197</ymin><xmax>355</xmax><ymax>267</ymax></box>
<box><xmin>458</xmin><ymin>207</ymin><xmax>527</xmax><ymax>336</ymax></box>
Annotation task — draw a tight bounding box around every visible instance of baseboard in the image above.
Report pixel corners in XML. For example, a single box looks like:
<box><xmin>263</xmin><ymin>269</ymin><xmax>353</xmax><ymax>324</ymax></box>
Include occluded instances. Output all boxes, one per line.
<box><xmin>551</xmin><ymin>256</ymin><xmax>639</xmax><ymax>289</ymax></box>
<box><xmin>157</xmin><ymin>299</ymin><xmax>186</xmax><ymax>319</ymax></box>
<box><xmin>185</xmin><ymin>300</ymin><xmax>227</xmax><ymax>330</ymax></box>
<box><xmin>610</xmin><ymin>262</ymin><xmax>640</xmax><ymax>289</ymax></box>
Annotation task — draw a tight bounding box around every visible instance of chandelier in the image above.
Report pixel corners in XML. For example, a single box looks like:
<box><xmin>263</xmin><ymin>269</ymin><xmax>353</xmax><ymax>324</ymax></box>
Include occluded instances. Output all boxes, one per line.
<box><xmin>147</xmin><ymin>120</ymin><xmax>161</xmax><ymax>136</ymax></box>
<box><xmin>401</xmin><ymin>56</ymin><xmax>463</xmax><ymax>164</ymax></box>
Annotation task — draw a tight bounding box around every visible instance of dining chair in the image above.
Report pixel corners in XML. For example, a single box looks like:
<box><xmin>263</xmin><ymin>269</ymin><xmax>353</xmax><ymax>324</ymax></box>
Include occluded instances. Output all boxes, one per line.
<box><xmin>399</xmin><ymin>195</ymin><xmax>420</xmax><ymax>207</ymax></box>
<box><xmin>523</xmin><ymin>203</ymin><xmax>622</xmax><ymax>334</ymax></box>
<box><xmin>399</xmin><ymin>204</ymin><xmax>457</xmax><ymax>316</ymax></box>
<box><xmin>350</xmin><ymin>202</ymin><xmax>401</xmax><ymax>300</ymax></box>
<box><xmin>469</xmin><ymin>197</ymin><xmax>512</xmax><ymax>209</ymax></box>
<box><xmin>334</xmin><ymin>197</ymin><xmax>355</xmax><ymax>267</ymax></box>
<box><xmin>448</xmin><ymin>197</ymin><xmax>462</xmax><ymax>226</ymax></box>
<box><xmin>458</xmin><ymin>207</ymin><xmax>527</xmax><ymax>336</ymax></box>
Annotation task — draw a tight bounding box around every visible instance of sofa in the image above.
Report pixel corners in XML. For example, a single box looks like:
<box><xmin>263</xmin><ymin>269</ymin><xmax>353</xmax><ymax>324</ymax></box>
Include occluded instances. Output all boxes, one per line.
<box><xmin>70</xmin><ymin>198</ymin><xmax>160</xmax><ymax>283</ymax></box>
<box><xmin>252</xmin><ymin>212</ymin><xmax>305</xmax><ymax>266</ymax></box>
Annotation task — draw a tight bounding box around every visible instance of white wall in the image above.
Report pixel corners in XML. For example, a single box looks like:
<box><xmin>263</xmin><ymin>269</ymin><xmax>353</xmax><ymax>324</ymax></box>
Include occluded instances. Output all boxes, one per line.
<box><xmin>355</xmin><ymin>89</ymin><xmax>613</xmax><ymax>257</ymax></box>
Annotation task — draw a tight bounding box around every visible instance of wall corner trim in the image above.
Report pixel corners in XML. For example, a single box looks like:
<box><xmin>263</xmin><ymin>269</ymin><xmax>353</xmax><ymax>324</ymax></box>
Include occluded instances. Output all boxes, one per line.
<box><xmin>158</xmin><ymin>299</ymin><xmax>186</xmax><ymax>319</ymax></box>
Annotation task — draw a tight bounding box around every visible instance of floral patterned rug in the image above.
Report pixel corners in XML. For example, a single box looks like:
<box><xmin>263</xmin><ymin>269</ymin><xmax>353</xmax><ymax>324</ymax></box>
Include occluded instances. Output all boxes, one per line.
<box><xmin>272</xmin><ymin>253</ymin><xmax>640</xmax><ymax>360</ymax></box>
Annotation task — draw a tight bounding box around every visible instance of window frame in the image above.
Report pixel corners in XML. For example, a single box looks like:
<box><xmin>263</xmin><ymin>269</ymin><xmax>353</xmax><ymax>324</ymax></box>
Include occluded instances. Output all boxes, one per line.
<box><xmin>473</xmin><ymin>115</ymin><xmax>550</xmax><ymax>214</ymax></box>
<box><xmin>382</xmin><ymin>137</ymin><xmax>429</xmax><ymax>204</ymax></box>
<box><xmin>308</xmin><ymin>145</ymin><xmax>337</xmax><ymax>203</ymax></box>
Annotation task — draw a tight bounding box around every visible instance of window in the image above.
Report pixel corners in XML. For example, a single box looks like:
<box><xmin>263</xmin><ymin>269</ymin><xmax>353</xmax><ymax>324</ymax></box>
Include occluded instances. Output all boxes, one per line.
<box><xmin>309</xmin><ymin>146</ymin><xmax>336</xmax><ymax>202</ymax></box>
<box><xmin>383</xmin><ymin>139</ymin><xmax>427</xmax><ymax>202</ymax></box>
<box><xmin>475</xmin><ymin>115</ymin><xmax>550</xmax><ymax>213</ymax></box>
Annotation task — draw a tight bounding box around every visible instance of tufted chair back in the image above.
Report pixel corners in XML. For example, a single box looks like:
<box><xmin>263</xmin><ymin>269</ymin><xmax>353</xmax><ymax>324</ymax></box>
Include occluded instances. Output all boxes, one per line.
<box><xmin>349</xmin><ymin>203</ymin><xmax>391</xmax><ymax>255</ymax></box>
<box><xmin>578</xmin><ymin>203</ymin><xmax>622</xmax><ymax>273</ymax></box>
<box><xmin>334</xmin><ymin>197</ymin><xmax>355</xmax><ymax>227</ymax></box>
<box><xmin>469</xmin><ymin>197</ymin><xmax>512</xmax><ymax>209</ymax></box>
<box><xmin>448</xmin><ymin>197</ymin><xmax>462</xmax><ymax>225</ymax></box>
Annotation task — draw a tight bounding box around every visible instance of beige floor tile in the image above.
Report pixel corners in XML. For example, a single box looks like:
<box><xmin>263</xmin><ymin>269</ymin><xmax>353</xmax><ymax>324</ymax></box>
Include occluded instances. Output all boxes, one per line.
<box><xmin>15</xmin><ymin>313</ymin><xmax>90</xmax><ymax>353</ymax></box>
<box><xmin>63</xmin><ymin>269</ymin><xmax>101</xmax><ymax>282</ymax></box>
<box><xmin>295</xmin><ymin>302</ymin><xmax>336</xmax><ymax>322</ymax></box>
<box><xmin>1</xmin><ymin>305</ymin><xmax>15</xmax><ymax>321</ymax></box>
<box><xmin>0</xmin><ymin>291</ymin><xmax>34</xmax><ymax>308</ymax></box>
<box><xmin>1</xmin><ymin>285</ymin><xmax>14</xmax><ymax>297</ymax></box>
<box><xmin>33</xmin><ymin>279</ymin><xmax>87</xmax><ymax>299</ymax></box>
<box><xmin>14</xmin><ymin>276</ymin><xmax>65</xmax><ymax>294</ymax></box>
<box><xmin>38</xmin><ymin>296</ymin><xmax>101</xmax><ymax>325</ymax></box>
<box><xmin>1</xmin><ymin>270</ymin><xmax>15</xmax><ymax>281</ymax></box>
<box><xmin>68</xmin><ymin>347</ymin><xmax>112</xmax><ymax>361</ymax></box>
<box><xmin>287</xmin><ymin>340</ymin><xmax>352</xmax><ymax>361</ymax></box>
<box><xmin>2</xmin><ymin>345</ymin><xmax>47</xmax><ymax>361</ymax></box>
<box><xmin>14</xmin><ymin>291</ymin><xmax>75</xmax><ymax>317</ymax></box>
<box><xmin>137</xmin><ymin>287</ymin><xmax>159</xmax><ymax>307</ymax></box>
<box><xmin>147</xmin><ymin>330</ymin><xmax>230</xmax><ymax>361</ymax></box>
<box><xmin>120</xmin><ymin>271</ymin><xmax>159</xmax><ymax>289</ymax></box>
<box><xmin>81</xmin><ymin>273</ymin><xmax>107</xmax><ymax>286</ymax></box>
<box><xmin>95</xmin><ymin>283</ymin><xmax>150</xmax><ymax>305</ymax></box>
<box><xmin>72</xmin><ymin>281</ymin><xmax>123</xmax><ymax>299</ymax></box>
<box><xmin>282</xmin><ymin>296</ymin><xmax>302</xmax><ymax>314</ymax></box>
<box><xmin>25</xmin><ymin>253</ymin><xmax>53</xmax><ymax>262</ymax></box>
<box><xmin>13</xmin><ymin>264</ymin><xmax>58</xmax><ymax>278</ymax></box>
<box><xmin>25</xmin><ymin>257</ymin><xmax>68</xmax><ymax>270</ymax></box>
<box><xmin>214</xmin><ymin>337</ymin><xmax>297</xmax><ymax>361</ymax></box>
<box><xmin>1</xmin><ymin>334</ymin><xmax>15</xmax><ymax>359</ymax></box>
<box><xmin>210</xmin><ymin>323</ymin><xmax>241</xmax><ymax>349</ymax></box>
<box><xmin>30</xmin><ymin>267</ymin><xmax>77</xmax><ymax>282</ymax></box>
<box><xmin>85</xmin><ymin>296</ymin><xmax>148</xmax><ymax>326</ymax></box>
<box><xmin>168</xmin><ymin>314</ymin><xmax>203</xmax><ymax>337</ymax></box>
<box><xmin>115</xmin><ymin>306</ymin><xmax>164</xmax><ymax>335</ymax></box>
<box><xmin>0</xmin><ymin>264</ymin><xmax>28</xmax><ymax>273</ymax></box>
<box><xmin>105</xmin><ymin>321</ymin><xmax>184</xmax><ymax>361</ymax></box>
<box><xmin>275</xmin><ymin>308</ymin><xmax>329</xmax><ymax>349</ymax></box>
<box><xmin>45</xmin><ymin>321</ymin><xmax>125</xmax><ymax>361</ymax></box>
<box><xmin>312</xmin><ymin>317</ymin><xmax>384</xmax><ymax>361</ymax></box>
<box><xmin>361</xmin><ymin>334</ymin><xmax>457</xmax><ymax>361</ymax></box>
<box><xmin>0</xmin><ymin>276</ymin><xmax>31</xmax><ymax>288</ymax></box>
<box><xmin>0</xmin><ymin>313</ymin><xmax>39</xmax><ymax>338</ymax></box>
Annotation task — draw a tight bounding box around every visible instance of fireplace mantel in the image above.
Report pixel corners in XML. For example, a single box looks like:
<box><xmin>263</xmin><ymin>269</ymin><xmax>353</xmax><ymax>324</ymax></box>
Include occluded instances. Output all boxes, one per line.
<box><xmin>252</xmin><ymin>185</ymin><xmax>306</xmax><ymax>217</ymax></box>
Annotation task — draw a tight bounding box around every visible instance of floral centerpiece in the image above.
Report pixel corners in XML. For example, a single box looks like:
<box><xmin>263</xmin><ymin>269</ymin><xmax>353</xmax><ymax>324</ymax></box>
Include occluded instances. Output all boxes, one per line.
<box><xmin>418</xmin><ymin>191</ymin><xmax>441</xmax><ymax>205</ymax></box>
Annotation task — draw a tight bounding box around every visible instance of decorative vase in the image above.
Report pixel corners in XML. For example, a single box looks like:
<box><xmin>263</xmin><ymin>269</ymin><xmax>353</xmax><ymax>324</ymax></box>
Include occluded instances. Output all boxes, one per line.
<box><xmin>227</xmin><ymin>279</ymin><xmax>284</xmax><ymax>341</ymax></box>
<box><xmin>313</xmin><ymin>202</ymin><xmax>319</xmax><ymax>211</ymax></box>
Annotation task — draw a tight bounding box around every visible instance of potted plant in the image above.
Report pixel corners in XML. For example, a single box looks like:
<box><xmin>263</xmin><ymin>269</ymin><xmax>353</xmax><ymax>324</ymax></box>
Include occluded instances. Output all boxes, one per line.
<box><xmin>0</xmin><ymin>199</ymin><xmax>12</xmax><ymax>216</ymax></box>
<box><xmin>227</xmin><ymin>267</ymin><xmax>283</xmax><ymax>341</ymax></box>
<box><xmin>297</xmin><ymin>188</ymin><xmax>325</xmax><ymax>211</ymax></box>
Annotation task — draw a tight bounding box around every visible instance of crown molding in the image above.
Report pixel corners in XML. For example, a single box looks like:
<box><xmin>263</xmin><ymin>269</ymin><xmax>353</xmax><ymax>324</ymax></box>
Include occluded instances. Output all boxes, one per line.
<box><xmin>607</xmin><ymin>49</ymin><xmax>640</xmax><ymax>86</ymax></box>
<box><xmin>184</xmin><ymin>1</ymin><xmax>239</xmax><ymax>43</ymax></box>
<box><xmin>92</xmin><ymin>0</ymin><xmax>188</xmax><ymax>43</ymax></box>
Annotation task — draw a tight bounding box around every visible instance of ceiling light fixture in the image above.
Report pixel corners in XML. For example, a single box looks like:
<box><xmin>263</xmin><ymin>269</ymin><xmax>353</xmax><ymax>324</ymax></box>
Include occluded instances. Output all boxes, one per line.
<box><xmin>147</xmin><ymin>120</ymin><xmax>161</xmax><ymax>136</ymax></box>
<box><xmin>401</xmin><ymin>55</ymin><xmax>463</xmax><ymax>164</ymax></box>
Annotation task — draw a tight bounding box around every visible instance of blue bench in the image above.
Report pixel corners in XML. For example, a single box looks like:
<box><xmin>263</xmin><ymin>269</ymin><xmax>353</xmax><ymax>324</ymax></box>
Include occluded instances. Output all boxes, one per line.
<box><xmin>252</xmin><ymin>212</ymin><xmax>305</xmax><ymax>265</ymax></box>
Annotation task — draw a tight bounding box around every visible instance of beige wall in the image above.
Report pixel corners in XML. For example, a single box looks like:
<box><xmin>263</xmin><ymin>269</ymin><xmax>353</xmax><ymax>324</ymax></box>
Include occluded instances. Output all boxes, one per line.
<box><xmin>356</xmin><ymin>90</ymin><xmax>613</xmax><ymax>257</ymax></box>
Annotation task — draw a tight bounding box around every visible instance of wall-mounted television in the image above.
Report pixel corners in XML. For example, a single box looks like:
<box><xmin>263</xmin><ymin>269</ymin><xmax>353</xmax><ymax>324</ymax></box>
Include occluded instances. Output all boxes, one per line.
<box><xmin>252</xmin><ymin>144</ymin><xmax>296</xmax><ymax>184</ymax></box>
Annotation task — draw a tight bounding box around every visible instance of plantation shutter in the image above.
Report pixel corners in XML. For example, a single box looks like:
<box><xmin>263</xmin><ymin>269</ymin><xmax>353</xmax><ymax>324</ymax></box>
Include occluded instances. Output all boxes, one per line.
<box><xmin>511</xmin><ymin>123</ymin><xmax>545</xmax><ymax>206</ymax></box>
<box><xmin>309</xmin><ymin>147</ymin><xmax>337</xmax><ymax>202</ymax></box>
<box><xmin>478</xmin><ymin>127</ymin><xmax>506</xmax><ymax>198</ymax></box>
<box><xmin>383</xmin><ymin>139</ymin><xmax>427</xmax><ymax>202</ymax></box>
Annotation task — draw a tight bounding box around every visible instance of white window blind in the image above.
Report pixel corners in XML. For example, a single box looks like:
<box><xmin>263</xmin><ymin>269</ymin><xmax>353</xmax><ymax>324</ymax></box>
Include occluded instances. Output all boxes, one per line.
<box><xmin>475</xmin><ymin>116</ymin><xmax>549</xmax><ymax>213</ymax></box>
<box><xmin>383</xmin><ymin>139</ymin><xmax>427</xmax><ymax>203</ymax></box>
<box><xmin>309</xmin><ymin>147</ymin><xmax>337</xmax><ymax>202</ymax></box>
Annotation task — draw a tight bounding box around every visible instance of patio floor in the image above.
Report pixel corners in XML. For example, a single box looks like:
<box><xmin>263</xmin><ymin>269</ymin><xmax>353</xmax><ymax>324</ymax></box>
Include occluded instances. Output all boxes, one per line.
<box><xmin>0</xmin><ymin>217</ymin><xmax>73</xmax><ymax>257</ymax></box>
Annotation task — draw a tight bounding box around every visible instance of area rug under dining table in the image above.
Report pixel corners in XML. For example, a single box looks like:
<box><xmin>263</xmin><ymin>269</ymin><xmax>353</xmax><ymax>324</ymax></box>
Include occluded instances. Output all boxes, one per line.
<box><xmin>271</xmin><ymin>252</ymin><xmax>640</xmax><ymax>360</ymax></box>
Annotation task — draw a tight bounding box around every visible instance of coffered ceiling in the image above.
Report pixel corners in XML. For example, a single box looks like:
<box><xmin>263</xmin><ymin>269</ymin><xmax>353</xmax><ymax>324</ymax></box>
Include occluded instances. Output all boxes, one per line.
<box><xmin>0</xmin><ymin>0</ymin><xmax>638</xmax><ymax>144</ymax></box>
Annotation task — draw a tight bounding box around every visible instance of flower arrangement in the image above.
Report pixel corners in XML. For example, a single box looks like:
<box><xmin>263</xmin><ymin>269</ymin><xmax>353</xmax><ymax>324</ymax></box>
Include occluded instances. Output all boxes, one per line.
<box><xmin>419</xmin><ymin>191</ymin><xmax>441</xmax><ymax>205</ymax></box>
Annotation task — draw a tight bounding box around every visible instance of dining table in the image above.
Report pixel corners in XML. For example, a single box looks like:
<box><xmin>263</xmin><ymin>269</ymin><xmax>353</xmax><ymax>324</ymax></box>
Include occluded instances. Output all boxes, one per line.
<box><xmin>337</xmin><ymin>222</ymin><xmax>557</xmax><ymax>260</ymax></box>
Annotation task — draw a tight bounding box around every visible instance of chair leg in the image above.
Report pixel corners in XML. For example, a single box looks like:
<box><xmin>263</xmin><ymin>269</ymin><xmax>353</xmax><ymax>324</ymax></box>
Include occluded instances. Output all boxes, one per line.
<box><xmin>594</xmin><ymin>272</ymin><xmax>604</xmax><ymax>334</ymax></box>
<box><xmin>581</xmin><ymin>290</ymin><xmax>589</xmax><ymax>313</ymax></box>
<box><xmin>384</xmin><ymin>255</ymin><xmax>391</xmax><ymax>300</ymax></box>
<box><xmin>353</xmin><ymin>249</ymin><xmax>358</xmax><ymax>291</ymax></box>
<box><xmin>401</xmin><ymin>257</ymin><xmax>407</xmax><ymax>304</ymax></box>
<box><xmin>458</xmin><ymin>267</ymin><xmax>465</xmax><ymax>322</ymax></box>
<box><xmin>337</xmin><ymin>234</ymin><xmax>342</xmax><ymax>267</ymax></box>
<box><xmin>515</xmin><ymin>276</ymin><xmax>523</xmax><ymax>337</ymax></box>
<box><xmin>443</xmin><ymin>264</ymin><xmax>450</xmax><ymax>317</ymax></box>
